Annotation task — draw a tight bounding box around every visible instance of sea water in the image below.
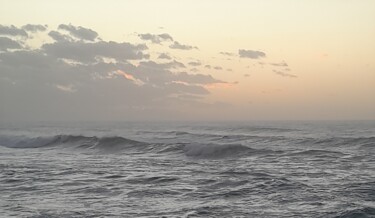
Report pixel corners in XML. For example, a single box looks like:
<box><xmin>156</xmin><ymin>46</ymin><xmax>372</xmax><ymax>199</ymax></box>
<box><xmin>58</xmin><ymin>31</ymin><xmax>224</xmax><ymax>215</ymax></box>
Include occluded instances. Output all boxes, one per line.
<box><xmin>0</xmin><ymin>121</ymin><xmax>374</xmax><ymax>217</ymax></box>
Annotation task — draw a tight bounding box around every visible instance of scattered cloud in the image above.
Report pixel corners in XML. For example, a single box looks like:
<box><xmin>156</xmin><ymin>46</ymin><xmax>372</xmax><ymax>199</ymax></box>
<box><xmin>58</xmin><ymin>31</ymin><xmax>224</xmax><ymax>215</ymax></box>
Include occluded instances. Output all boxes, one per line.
<box><xmin>48</xmin><ymin>30</ymin><xmax>71</xmax><ymax>42</ymax></box>
<box><xmin>174</xmin><ymin>72</ymin><xmax>226</xmax><ymax>85</ymax></box>
<box><xmin>0</xmin><ymin>37</ymin><xmax>22</xmax><ymax>51</ymax></box>
<box><xmin>42</xmin><ymin>40</ymin><xmax>149</xmax><ymax>63</ymax></box>
<box><xmin>55</xmin><ymin>84</ymin><xmax>76</xmax><ymax>92</ymax></box>
<box><xmin>22</xmin><ymin>24</ymin><xmax>47</xmax><ymax>33</ymax></box>
<box><xmin>258</xmin><ymin>62</ymin><xmax>266</xmax><ymax>66</ymax></box>
<box><xmin>58</xmin><ymin>24</ymin><xmax>98</xmax><ymax>41</ymax></box>
<box><xmin>169</xmin><ymin>41</ymin><xmax>197</xmax><ymax>50</ymax></box>
<box><xmin>1</xmin><ymin>24</ymin><xmax>226</xmax><ymax>98</ymax></box>
<box><xmin>114</xmin><ymin>70</ymin><xmax>145</xmax><ymax>86</ymax></box>
<box><xmin>270</xmin><ymin>61</ymin><xmax>288</xmax><ymax>67</ymax></box>
<box><xmin>157</xmin><ymin>53</ymin><xmax>172</xmax><ymax>60</ymax></box>
<box><xmin>188</xmin><ymin>61</ymin><xmax>201</xmax><ymax>66</ymax></box>
<box><xmin>214</xmin><ymin>66</ymin><xmax>222</xmax><ymax>70</ymax></box>
<box><xmin>219</xmin><ymin>52</ymin><xmax>236</xmax><ymax>56</ymax></box>
<box><xmin>244</xmin><ymin>74</ymin><xmax>250</xmax><ymax>77</ymax></box>
<box><xmin>239</xmin><ymin>49</ymin><xmax>266</xmax><ymax>59</ymax></box>
<box><xmin>204</xmin><ymin>64</ymin><xmax>211</xmax><ymax>69</ymax></box>
<box><xmin>190</xmin><ymin>68</ymin><xmax>199</xmax><ymax>72</ymax></box>
<box><xmin>0</xmin><ymin>25</ymin><xmax>28</xmax><ymax>37</ymax></box>
<box><xmin>138</xmin><ymin>33</ymin><xmax>173</xmax><ymax>44</ymax></box>
<box><xmin>139</xmin><ymin>60</ymin><xmax>185</xmax><ymax>70</ymax></box>
<box><xmin>273</xmin><ymin>70</ymin><xmax>297</xmax><ymax>78</ymax></box>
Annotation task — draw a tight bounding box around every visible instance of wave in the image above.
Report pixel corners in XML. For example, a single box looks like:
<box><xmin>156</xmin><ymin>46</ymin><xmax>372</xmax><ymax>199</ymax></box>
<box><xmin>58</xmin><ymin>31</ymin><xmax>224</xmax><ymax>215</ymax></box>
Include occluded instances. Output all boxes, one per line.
<box><xmin>334</xmin><ymin>206</ymin><xmax>375</xmax><ymax>218</ymax></box>
<box><xmin>182</xmin><ymin>143</ymin><xmax>268</xmax><ymax>158</ymax></box>
<box><xmin>287</xmin><ymin>149</ymin><xmax>346</xmax><ymax>157</ymax></box>
<box><xmin>296</xmin><ymin>136</ymin><xmax>375</xmax><ymax>147</ymax></box>
<box><xmin>0</xmin><ymin>134</ymin><xmax>146</xmax><ymax>151</ymax></box>
<box><xmin>0</xmin><ymin>134</ymin><xmax>269</xmax><ymax>158</ymax></box>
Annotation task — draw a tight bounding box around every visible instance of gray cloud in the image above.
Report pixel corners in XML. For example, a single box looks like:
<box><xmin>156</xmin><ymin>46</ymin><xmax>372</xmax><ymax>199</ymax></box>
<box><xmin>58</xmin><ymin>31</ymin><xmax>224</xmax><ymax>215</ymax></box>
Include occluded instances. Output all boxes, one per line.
<box><xmin>0</xmin><ymin>24</ymin><xmax>230</xmax><ymax>121</ymax></box>
<box><xmin>43</xmin><ymin>40</ymin><xmax>149</xmax><ymax>63</ymax></box>
<box><xmin>219</xmin><ymin>52</ymin><xmax>236</xmax><ymax>56</ymax></box>
<box><xmin>22</xmin><ymin>24</ymin><xmax>47</xmax><ymax>32</ymax></box>
<box><xmin>239</xmin><ymin>49</ymin><xmax>266</xmax><ymax>59</ymax></box>
<box><xmin>188</xmin><ymin>61</ymin><xmax>201</xmax><ymax>66</ymax></box>
<box><xmin>58</xmin><ymin>24</ymin><xmax>98</xmax><ymax>41</ymax></box>
<box><xmin>174</xmin><ymin>72</ymin><xmax>225</xmax><ymax>85</ymax></box>
<box><xmin>204</xmin><ymin>64</ymin><xmax>211</xmax><ymax>69</ymax></box>
<box><xmin>138</xmin><ymin>33</ymin><xmax>173</xmax><ymax>44</ymax></box>
<box><xmin>139</xmin><ymin>60</ymin><xmax>185</xmax><ymax>70</ymax></box>
<box><xmin>0</xmin><ymin>25</ymin><xmax>28</xmax><ymax>37</ymax></box>
<box><xmin>48</xmin><ymin>30</ymin><xmax>72</xmax><ymax>42</ymax></box>
<box><xmin>166</xmin><ymin>82</ymin><xmax>209</xmax><ymax>95</ymax></box>
<box><xmin>270</xmin><ymin>61</ymin><xmax>288</xmax><ymax>67</ymax></box>
<box><xmin>273</xmin><ymin>70</ymin><xmax>297</xmax><ymax>78</ymax></box>
<box><xmin>169</xmin><ymin>41</ymin><xmax>197</xmax><ymax>50</ymax></box>
<box><xmin>157</xmin><ymin>53</ymin><xmax>172</xmax><ymax>60</ymax></box>
<box><xmin>214</xmin><ymin>66</ymin><xmax>222</xmax><ymax>70</ymax></box>
<box><xmin>0</xmin><ymin>37</ymin><xmax>22</xmax><ymax>51</ymax></box>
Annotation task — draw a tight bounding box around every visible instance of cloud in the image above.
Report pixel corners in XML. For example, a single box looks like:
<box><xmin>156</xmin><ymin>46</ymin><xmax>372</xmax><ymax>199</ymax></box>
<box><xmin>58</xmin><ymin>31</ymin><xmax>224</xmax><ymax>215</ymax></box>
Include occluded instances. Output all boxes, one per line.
<box><xmin>188</xmin><ymin>61</ymin><xmax>201</xmax><ymax>66</ymax></box>
<box><xmin>270</xmin><ymin>61</ymin><xmax>288</xmax><ymax>67</ymax></box>
<box><xmin>22</xmin><ymin>24</ymin><xmax>47</xmax><ymax>32</ymax></box>
<box><xmin>167</xmin><ymin>82</ymin><xmax>210</xmax><ymax>95</ymax></box>
<box><xmin>58</xmin><ymin>24</ymin><xmax>98</xmax><ymax>41</ymax></box>
<box><xmin>157</xmin><ymin>53</ymin><xmax>172</xmax><ymax>60</ymax></box>
<box><xmin>0</xmin><ymin>24</ymin><xmax>230</xmax><ymax>121</ymax></box>
<box><xmin>43</xmin><ymin>40</ymin><xmax>149</xmax><ymax>63</ymax></box>
<box><xmin>169</xmin><ymin>41</ymin><xmax>197</xmax><ymax>50</ymax></box>
<box><xmin>239</xmin><ymin>49</ymin><xmax>266</xmax><ymax>59</ymax></box>
<box><xmin>0</xmin><ymin>25</ymin><xmax>28</xmax><ymax>37</ymax></box>
<box><xmin>214</xmin><ymin>66</ymin><xmax>222</xmax><ymax>70</ymax></box>
<box><xmin>204</xmin><ymin>64</ymin><xmax>211</xmax><ymax>69</ymax></box>
<box><xmin>114</xmin><ymin>70</ymin><xmax>145</xmax><ymax>86</ymax></box>
<box><xmin>174</xmin><ymin>72</ymin><xmax>226</xmax><ymax>85</ymax></box>
<box><xmin>139</xmin><ymin>60</ymin><xmax>185</xmax><ymax>70</ymax></box>
<box><xmin>138</xmin><ymin>33</ymin><xmax>173</xmax><ymax>44</ymax></box>
<box><xmin>244</xmin><ymin>74</ymin><xmax>250</xmax><ymax>77</ymax></box>
<box><xmin>219</xmin><ymin>52</ymin><xmax>236</xmax><ymax>56</ymax></box>
<box><xmin>190</xmin><ymin>68</ymin><xmax>199</xmax><ymax>72</ymax></box>
<box><xmin>0</xmin><ymin>37</ymin><xmax>22</xmax><ymax>51</ymax></box>
<box><xmin>273</xmin><ymin>70</ymin><xmax>297</xmax><ymax>78</ymax></box>
<box><xmin>55</xmin><ymin>84</ymin><xmax>76</xmax><ymax>92</ymax></box>
<box><xmin>48</xmin><ymin>30</ymin><xmax>72</xmax><ymax>42</ymax></box>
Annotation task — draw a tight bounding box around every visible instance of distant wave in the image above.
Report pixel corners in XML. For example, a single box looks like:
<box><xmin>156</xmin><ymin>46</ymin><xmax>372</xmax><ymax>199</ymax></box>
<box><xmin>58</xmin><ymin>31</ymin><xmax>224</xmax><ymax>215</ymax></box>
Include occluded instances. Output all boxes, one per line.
<box><xmin>0</xmin><ymin>134</ymin><xmax>271</xmax><ymax>158</ymax></box>
<box><xmin>1</xmin><ymin>134</ymin><xmax>373</xmax><ymax>158</ymax></box>
<box><xmin>296</xmin><ymin>136</ymin><xmax>375</xmax><ymax>148</ymax></box>
<box><xmin>0</xmin><ymin>134</ymin><xmax>146</xmax><ymax>151</ymax></box>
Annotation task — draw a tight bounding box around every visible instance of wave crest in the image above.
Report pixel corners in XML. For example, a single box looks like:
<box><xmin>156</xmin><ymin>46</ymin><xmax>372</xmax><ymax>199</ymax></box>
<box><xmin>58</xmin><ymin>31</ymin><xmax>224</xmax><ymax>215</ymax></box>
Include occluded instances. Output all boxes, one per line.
<box><xmin>0</xmin><ymin>134</ymin><xmax>146</xmax><ymax>151</ymax></box>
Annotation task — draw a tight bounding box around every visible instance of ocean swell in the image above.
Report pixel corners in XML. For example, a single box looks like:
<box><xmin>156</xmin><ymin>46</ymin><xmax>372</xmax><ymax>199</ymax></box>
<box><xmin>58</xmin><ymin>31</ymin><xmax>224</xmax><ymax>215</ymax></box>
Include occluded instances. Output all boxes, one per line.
<box><xmin>0</xmin><ymin>134</ymin><xmax>146</xmax><ymax>151</ymax></box>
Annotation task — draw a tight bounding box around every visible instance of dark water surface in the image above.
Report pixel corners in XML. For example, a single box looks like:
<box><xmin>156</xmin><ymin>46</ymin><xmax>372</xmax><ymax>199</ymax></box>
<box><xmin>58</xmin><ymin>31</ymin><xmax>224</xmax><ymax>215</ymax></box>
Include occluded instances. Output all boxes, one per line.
<box><xmin>0</xmin><ymin>121</ymin><xmax>374</xmax><ymax>217</ymax></box>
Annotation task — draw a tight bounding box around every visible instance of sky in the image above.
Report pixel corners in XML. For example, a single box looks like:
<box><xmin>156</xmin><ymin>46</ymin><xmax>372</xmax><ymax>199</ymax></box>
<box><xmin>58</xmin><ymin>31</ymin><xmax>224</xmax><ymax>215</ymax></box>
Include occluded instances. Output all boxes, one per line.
<box><xmin>0</xmin><ymin>0</ymin><xmax>374</xmax><ymax>121</ymax></box>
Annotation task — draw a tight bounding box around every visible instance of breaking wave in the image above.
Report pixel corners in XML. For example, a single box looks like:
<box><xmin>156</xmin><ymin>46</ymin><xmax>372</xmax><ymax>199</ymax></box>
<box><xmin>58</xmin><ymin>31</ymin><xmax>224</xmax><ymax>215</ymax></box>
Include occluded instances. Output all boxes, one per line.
<box><xmin>0</xmin><ymin>134</ymin><xmax>146</xmax><ymax>151</ymax></box>
<box><xmin>0</xmin><ymin>134</ymin><xmax>270</xmax><ymax>158</ymax></box>
<box><xmin>1</xmin><ymin>134</ymin><xmax>373</xmax><ymax>158</ymax></box>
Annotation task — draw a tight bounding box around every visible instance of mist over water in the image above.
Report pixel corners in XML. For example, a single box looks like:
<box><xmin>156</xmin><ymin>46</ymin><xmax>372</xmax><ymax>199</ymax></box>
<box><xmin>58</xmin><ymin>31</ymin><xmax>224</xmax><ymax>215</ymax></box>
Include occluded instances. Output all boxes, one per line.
<box><xmin>1</xmin><ymin>121</ymin><xmax>374</xmax><ymax>217</ymax></box>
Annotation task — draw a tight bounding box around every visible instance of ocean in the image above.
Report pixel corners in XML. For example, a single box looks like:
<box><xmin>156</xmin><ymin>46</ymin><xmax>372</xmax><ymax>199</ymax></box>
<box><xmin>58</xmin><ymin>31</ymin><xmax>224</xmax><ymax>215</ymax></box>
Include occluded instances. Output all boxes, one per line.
<box><xmin>0</xmin><ymin>121</ymin><xmax>374</xmax><ymax>217</ymax></box>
